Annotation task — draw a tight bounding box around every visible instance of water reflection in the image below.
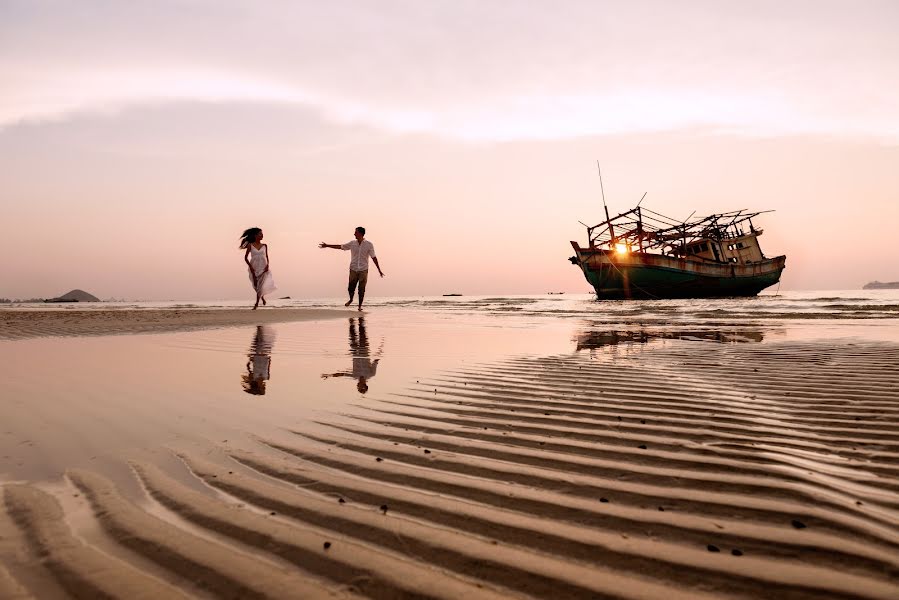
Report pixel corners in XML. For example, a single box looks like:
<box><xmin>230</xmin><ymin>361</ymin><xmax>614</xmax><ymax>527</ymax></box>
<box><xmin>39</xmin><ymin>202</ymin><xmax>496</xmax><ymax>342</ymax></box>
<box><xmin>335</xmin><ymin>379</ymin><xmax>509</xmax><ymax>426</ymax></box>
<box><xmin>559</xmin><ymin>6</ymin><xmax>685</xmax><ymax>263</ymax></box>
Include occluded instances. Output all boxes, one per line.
<box><xmin>242</xmin><ymin>325</ymin><xmax>276</xmax><ymax>395</ymax></box>
<box><xmin>575</xmin><ymin>328</ymin><xmax>765</xmax><ymax>351</ymax></box>
<box><xmin>322</xmin><ymin>317</ymin><xmax>382</xmax><ymax>394</ymax></box>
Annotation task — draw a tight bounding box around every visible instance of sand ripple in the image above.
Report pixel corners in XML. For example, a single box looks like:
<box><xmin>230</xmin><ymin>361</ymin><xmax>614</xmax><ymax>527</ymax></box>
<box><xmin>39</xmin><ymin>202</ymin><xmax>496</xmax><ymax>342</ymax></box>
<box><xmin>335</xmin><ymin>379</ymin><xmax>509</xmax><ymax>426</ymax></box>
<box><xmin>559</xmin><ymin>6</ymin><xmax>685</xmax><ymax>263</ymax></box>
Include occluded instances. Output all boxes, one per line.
<box><xmin>2</xmin><ymin>340</ymin><xmax>898</xmax><ymax>598</ymax></box>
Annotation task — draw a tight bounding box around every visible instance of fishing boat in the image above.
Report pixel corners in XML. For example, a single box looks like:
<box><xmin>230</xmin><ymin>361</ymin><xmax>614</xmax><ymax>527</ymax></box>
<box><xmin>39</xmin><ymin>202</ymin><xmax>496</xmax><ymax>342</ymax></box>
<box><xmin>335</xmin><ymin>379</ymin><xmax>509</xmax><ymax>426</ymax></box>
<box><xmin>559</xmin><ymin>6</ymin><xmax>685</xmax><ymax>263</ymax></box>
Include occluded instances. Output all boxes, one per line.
<box><xmin>570</xmin><ymin>204</ymin><xmax>786</xmax><ymax>299</ymax></box>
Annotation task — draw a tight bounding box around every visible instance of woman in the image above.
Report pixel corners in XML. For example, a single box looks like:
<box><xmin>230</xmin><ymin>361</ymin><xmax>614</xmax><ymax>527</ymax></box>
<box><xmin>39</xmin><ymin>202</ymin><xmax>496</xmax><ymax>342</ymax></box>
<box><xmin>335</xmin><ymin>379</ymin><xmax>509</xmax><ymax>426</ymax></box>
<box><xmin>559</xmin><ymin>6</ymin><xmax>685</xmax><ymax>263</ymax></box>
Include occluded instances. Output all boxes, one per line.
<box><xmin>240</xmin><ymin>227</ymin><xmax>276</xmax><ymax>309</ymax></box>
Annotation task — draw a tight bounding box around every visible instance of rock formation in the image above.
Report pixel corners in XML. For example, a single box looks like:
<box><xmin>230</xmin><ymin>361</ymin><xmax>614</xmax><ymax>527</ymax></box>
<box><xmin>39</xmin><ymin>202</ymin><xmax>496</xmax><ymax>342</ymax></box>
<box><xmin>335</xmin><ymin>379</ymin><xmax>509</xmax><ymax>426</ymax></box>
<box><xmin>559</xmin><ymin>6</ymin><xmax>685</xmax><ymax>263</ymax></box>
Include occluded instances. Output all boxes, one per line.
<box><xmin>45</xmin><ymin>289</ymin><xmax>101</xmax><ymax>302</ymax></box>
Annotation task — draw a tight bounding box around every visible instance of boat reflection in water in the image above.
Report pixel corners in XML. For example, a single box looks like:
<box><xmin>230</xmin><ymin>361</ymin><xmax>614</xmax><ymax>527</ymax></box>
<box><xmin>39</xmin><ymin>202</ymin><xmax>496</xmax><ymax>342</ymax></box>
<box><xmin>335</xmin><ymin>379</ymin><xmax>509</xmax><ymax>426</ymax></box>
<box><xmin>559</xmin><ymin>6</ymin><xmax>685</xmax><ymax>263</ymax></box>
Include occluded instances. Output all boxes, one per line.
<box><xmin>322</xmin><ymin>317</ymin><xmax>381</xmax><ymax>394</ymax></box>
<box><xmin>242</xmin><ymin>325</ymin><xmax>276</xmax><ymax>395</ymax></box>
<box><xmin>575</xmin><ymin>328</ymin><xmax>765</xmax><ymax>352</ymax></box>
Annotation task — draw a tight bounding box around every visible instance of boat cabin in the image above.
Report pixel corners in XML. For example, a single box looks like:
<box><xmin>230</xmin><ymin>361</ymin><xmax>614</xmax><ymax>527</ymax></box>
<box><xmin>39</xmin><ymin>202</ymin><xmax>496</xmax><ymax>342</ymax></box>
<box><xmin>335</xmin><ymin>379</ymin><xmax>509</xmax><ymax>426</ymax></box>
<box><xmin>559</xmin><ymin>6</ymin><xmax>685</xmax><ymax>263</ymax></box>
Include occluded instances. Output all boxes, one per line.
<box><xmin>682</xmin><ymin>232</ymin><xmax>765</xmax><ymax>264</ymax></box>
<box><xmin>721</xmin><ymin>232</ymin><xmax>765</xmax><ymax>264</ymax></box>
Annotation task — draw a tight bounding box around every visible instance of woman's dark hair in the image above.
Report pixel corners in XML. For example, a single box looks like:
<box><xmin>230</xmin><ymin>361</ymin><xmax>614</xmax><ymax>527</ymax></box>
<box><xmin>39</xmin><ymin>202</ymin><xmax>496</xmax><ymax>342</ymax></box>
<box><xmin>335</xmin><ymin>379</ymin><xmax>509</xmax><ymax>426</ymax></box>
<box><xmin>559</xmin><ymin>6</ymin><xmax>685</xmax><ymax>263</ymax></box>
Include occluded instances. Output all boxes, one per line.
<box><xmin>242</xmin><ymin>371</ymin><xmax>266</xmax><ymax>395</ymax></box>
<box><xmin>239</xmin><ymin>227</ymin><xmax>262</xmax><ymax>249</ymax></box>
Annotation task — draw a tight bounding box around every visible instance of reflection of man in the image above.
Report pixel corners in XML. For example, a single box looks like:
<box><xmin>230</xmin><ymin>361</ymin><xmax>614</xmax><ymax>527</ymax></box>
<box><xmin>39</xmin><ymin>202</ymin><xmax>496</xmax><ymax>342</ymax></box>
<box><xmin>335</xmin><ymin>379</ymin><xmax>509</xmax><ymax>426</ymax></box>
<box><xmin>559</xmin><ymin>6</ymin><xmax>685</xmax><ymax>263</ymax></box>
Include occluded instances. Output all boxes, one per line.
<box><xmin>322</xmin><ymin>317</ymin><xmax>380</xmax><ymax>394</ymax></box>
<box><xmin>242</xmin><ymin>325</ymin><xmax>275</xmax><ymax>395</ymax></box>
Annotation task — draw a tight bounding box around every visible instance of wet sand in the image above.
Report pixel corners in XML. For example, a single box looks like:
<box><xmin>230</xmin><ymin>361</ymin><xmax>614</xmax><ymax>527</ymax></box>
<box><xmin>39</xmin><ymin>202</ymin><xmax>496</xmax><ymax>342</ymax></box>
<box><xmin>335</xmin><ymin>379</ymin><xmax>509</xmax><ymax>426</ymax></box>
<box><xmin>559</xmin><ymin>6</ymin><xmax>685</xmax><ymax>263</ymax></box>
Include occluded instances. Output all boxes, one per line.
<box><xmin>1</xmin><ymin>311</ymin><xmax>898</xmax><ymax>599</ymax></box>
<box><xmin>0</xmin><ymin>307</ymin><xmax>346</xmax><ymax>340</ymax></box>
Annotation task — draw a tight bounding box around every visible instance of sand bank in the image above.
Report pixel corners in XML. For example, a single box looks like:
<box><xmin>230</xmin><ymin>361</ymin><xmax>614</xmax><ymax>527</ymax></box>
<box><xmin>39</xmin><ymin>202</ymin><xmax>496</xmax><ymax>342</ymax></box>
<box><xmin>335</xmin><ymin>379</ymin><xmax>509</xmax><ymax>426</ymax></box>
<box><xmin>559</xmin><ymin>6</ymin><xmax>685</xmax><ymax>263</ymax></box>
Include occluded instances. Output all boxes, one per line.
<box><xmin>1</xmin><ymin>314</ymin><xmax>898</xmax><ymax>598</ymax></box>
<box><xmin>0</xmin><ymin>307</ymin><xmax>346</xmax><ymax>340</ymax></box>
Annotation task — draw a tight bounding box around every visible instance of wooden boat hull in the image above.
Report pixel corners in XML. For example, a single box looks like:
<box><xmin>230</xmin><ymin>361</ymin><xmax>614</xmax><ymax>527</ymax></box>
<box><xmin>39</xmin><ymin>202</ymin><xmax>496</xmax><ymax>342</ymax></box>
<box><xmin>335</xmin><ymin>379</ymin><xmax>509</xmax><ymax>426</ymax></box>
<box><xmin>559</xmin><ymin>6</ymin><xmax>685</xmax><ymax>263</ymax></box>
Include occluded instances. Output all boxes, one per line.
<box><xmin>570</xmin><ymin>242</ymin><xmax>786</xmax><ymax>299</ymax></box>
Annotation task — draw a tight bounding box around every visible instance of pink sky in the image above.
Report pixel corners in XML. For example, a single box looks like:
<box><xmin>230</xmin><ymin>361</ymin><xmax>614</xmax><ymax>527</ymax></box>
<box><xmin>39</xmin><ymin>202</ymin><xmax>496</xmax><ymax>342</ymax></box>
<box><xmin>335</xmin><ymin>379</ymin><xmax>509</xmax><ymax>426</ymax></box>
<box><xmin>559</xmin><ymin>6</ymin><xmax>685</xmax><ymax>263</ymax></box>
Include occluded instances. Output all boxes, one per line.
<box><xmin>2</xmin><ymin>1</ymin><xmax>898</xmax><ymax>299</ymax></box>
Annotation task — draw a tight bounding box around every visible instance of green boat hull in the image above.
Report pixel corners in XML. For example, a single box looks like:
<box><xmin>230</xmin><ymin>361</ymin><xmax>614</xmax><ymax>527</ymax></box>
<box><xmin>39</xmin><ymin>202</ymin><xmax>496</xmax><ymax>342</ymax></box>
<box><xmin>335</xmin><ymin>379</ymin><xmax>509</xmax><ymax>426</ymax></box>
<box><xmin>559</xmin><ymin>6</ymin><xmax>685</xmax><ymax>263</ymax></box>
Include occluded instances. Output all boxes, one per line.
<box><xmin>571</xmin><ymin>245</ymin><xmax>786</xmax><ymax>300</ymax></box>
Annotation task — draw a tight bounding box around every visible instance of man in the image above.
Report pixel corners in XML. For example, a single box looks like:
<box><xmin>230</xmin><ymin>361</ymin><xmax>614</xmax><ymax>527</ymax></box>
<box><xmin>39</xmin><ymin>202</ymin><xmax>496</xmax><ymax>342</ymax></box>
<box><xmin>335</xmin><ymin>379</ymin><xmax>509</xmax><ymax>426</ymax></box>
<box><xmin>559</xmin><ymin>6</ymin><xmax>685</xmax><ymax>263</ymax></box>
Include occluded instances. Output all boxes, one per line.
<box><xmin>319</xmin><ymin>226</ymin><xmax>384</xmax><ymax>311</ymax></box>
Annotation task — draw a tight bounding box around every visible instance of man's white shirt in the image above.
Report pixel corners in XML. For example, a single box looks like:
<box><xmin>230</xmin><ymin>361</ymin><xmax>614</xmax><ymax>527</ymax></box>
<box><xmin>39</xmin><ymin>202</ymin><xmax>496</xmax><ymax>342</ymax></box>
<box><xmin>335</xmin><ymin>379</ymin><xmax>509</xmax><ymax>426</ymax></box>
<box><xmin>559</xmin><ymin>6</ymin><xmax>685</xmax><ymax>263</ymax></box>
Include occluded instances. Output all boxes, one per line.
<box><xmin>352</xmin><ymin>357</ymin><xmax>379</xmax><ymax>379</ymax></box>
<box><xmin>341</xmin><ymin>240</ymin><xmax>377</xmax><ymax>271</ymax></box>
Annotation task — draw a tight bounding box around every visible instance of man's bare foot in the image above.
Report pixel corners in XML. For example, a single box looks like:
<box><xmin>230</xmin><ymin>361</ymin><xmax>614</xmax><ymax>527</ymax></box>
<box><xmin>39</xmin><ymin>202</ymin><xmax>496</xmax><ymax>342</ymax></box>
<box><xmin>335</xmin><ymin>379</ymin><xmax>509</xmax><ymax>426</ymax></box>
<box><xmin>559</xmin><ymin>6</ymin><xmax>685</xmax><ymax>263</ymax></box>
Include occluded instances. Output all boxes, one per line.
<box><xmin>262</xmin><ymin>297</ymin><xmax>267</xmax><ymax>306</ymax></box>
<box><xmin>345</xmin><ymin>300</ymin><xmax>353</xmax><ymax>307</ymax></box>
<box><xmin>252</xmin><ymin>305</ymin><xmax>258</xmax><ymax>310</ymax></box>
<box><xmin>358</xmin><ymin>306</ymin><xmax>363</xmax><ymax>312</ymax></box>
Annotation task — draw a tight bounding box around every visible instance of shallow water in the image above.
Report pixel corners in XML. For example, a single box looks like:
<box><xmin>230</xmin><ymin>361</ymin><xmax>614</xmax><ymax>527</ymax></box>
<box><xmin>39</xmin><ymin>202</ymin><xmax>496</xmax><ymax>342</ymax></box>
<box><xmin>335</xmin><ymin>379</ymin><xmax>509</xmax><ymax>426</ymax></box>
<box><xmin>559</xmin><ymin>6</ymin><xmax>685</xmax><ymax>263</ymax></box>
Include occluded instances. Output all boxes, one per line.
<box><xmin>0</xmin><ymin>311</ymin><xmax>576</xmax><ymax>482</ymax></box>
<box><xmin>3</xmin><ymin>294</ymin><xmax>898</xmax><ymax>481</ymax></box>
<box><xmin>9</xmin><ymin>289</ymin><xmax>899</xmax><ymax>333</ymax></box>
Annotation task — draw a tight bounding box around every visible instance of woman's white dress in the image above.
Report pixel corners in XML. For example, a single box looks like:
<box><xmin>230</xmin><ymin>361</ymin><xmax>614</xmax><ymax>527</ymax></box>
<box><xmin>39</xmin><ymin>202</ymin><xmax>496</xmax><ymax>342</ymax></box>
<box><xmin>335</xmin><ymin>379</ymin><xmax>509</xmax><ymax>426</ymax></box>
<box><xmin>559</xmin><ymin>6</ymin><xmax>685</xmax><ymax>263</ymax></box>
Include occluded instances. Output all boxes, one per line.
<box><xmin>248</xmin><ymin>244</ymin><xmax>276</xmax><ymax>296</ymax></box>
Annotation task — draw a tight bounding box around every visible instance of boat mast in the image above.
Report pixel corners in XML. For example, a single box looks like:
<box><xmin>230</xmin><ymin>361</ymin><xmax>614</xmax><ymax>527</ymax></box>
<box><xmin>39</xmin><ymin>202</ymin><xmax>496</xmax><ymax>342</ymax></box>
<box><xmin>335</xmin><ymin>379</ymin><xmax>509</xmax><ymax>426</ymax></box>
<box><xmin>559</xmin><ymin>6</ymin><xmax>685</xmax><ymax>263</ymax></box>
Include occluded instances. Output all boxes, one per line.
<box><xmin>597</xmin><ymin>161</ymin><xmax>615</xmax><ymax>247</ymax></box>
<box><xmin>636</xmin><ymin>192</ymin><xmax>646</xmax><ymax>253</ymax></box>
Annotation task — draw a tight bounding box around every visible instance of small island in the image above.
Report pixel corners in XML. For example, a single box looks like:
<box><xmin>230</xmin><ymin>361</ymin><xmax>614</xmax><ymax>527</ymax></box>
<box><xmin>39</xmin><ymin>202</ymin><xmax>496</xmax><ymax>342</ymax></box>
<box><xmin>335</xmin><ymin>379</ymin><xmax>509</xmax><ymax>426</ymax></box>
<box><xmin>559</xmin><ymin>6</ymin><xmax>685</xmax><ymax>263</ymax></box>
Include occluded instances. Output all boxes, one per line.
<box><xmin>45</xmin><ymin>289</ymin><xmax>101</xmax><ymax>303</ymax></box>
<box><xmin>863</xmin><ymin>281</ymin><xmax>899</xmax><ymax>290</ymax></box>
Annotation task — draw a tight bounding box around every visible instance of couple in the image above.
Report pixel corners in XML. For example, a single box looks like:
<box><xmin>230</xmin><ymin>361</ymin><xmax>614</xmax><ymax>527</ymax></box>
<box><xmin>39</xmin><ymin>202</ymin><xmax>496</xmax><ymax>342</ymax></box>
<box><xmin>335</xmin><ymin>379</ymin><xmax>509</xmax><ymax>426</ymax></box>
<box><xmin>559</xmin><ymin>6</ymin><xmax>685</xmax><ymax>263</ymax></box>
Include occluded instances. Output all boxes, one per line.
<box><xmin>240</xmin><ymin>226</ymin><xmax>384</xmax><ymax>310</ymax></box>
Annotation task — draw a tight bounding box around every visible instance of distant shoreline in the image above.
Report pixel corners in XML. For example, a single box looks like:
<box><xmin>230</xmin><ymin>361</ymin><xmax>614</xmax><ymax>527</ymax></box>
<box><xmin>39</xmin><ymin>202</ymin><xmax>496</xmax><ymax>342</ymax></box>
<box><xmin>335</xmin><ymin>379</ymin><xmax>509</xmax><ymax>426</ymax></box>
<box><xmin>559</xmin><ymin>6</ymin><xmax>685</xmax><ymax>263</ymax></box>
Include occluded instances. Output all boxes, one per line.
<box><xmin>863</xmin><ymin>281</ymin><xmax>899</xmax><ymax>290</ymax></box>
<box><xmin>0</xmin><ymin>307</ymin><xmax>347</xmax><ymax>340</ymax></box>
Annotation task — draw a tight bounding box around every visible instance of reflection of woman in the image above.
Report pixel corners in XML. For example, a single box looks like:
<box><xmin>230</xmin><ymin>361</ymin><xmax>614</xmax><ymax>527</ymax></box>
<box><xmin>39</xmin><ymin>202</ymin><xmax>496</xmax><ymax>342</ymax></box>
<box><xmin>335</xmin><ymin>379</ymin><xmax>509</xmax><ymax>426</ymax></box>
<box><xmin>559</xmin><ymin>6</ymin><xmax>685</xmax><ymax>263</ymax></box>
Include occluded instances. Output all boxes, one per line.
<box><xmin>321</xmin><ymin>317</ymin><xmax>381</xmax><ymax>394</ymax></box>
<box><xmin>242</xmin><ymin>325</ymin><xmax>275</xmax><ymax>395</ymax></box>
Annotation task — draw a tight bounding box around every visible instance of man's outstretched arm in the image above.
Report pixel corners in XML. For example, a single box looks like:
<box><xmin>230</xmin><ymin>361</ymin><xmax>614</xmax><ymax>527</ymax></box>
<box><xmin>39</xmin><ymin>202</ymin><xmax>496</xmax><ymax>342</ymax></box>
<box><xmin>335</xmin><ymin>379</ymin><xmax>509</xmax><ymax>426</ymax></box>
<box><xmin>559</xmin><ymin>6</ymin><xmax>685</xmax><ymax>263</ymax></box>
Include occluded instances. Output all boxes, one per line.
<box><xmin>319</xmin><ymin>242</ymin><xmax>342</xmax><ymax>249</ymax></box>
<box><xmin>322</xmin><ymin>371</ymin><xmax>351</xmax><ymax>378</ymax></box>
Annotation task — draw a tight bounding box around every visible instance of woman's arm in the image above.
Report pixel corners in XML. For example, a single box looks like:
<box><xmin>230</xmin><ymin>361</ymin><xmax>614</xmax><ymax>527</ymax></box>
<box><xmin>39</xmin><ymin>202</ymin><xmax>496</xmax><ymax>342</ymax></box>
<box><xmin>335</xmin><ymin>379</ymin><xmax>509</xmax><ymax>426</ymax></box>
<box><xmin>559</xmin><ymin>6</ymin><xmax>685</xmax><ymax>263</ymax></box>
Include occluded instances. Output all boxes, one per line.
<box><xmin>263</xmin><ymin>244</ymin><xmax>270</xmax><ymax>273</ymax></box>
<box><xmin>245</xmin><ymin>247</ymin><xmax>257</xmax><ymax>283</ymax></box>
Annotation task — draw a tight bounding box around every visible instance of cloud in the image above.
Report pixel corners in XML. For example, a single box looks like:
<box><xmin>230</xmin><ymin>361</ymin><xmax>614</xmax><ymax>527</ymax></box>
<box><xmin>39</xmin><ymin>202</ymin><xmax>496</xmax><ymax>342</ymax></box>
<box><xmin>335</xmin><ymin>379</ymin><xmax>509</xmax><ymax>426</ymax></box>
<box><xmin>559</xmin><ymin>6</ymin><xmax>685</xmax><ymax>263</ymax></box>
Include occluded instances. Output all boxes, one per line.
<box><xmin>3</xmin><ymin>65</ymin><xmax>897</xmax><ymax>144</ymax></box>
<box><xmin>2</xmin><ymin>1</ymin><xmax>897</xmax><ymax>142</ymax></box>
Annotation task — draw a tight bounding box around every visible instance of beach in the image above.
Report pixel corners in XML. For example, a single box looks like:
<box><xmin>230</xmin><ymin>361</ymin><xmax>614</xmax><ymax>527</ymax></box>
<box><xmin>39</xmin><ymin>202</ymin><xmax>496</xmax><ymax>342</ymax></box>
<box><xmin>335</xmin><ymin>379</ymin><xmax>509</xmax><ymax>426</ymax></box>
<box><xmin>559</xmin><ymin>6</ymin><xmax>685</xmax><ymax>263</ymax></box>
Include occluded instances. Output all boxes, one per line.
<box><xmin>1</xmin><ymin>294</ymin><xmax>899</xmax><ymax>599</ymax></box>
<box><xmin>0</xmin><ymin>307</ymin><xmax>346</xmax><ymax>340</ymax></box>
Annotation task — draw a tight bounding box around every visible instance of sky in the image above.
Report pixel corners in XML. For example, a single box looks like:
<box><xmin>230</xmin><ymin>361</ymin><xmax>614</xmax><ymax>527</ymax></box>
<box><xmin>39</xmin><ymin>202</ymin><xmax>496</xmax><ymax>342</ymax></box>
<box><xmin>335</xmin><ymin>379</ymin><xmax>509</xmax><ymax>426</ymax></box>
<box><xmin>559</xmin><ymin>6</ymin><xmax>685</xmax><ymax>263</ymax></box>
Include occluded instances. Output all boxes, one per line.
<box><xmin>2</xmin><ymin>0</ymin><xmax>898</xmax><ymax>300</ymax></box>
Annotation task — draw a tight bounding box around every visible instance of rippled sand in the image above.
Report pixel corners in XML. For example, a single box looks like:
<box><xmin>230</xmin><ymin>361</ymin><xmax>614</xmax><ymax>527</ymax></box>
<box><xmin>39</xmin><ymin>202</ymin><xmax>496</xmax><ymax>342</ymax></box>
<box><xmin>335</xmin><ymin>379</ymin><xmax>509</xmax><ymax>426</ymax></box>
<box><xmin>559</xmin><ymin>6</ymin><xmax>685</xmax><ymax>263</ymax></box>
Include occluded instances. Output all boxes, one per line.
<box><xmin>1</xmin><ymin>311</ymin><xmax>898</xmax><ymax>599</ymax></box>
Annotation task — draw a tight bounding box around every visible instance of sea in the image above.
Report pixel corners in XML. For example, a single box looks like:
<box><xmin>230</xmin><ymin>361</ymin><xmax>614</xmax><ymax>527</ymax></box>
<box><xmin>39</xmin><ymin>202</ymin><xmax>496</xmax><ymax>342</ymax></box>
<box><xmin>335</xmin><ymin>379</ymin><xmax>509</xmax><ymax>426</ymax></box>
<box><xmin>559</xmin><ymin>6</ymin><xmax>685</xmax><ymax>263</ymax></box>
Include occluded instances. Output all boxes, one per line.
<box><xmin>8</xmin><ymin>289</ymin><xmax>899</xmax><ymax>343</ymax></box>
